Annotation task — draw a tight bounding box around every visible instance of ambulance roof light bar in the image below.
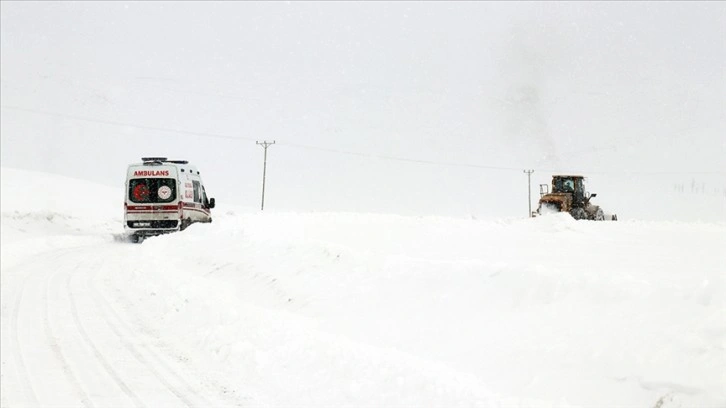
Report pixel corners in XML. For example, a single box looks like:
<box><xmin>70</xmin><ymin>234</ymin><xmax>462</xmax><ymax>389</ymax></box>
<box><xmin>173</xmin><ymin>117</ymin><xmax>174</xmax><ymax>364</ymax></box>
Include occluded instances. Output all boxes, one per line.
<box><xmin>141</xmin><ymin>157</ymin><xmax>189</xmax><ymax>165</ymax></box>
<box><xmin>142</xmin><ymin>157</ymin><xmax>168</xmax><ymax>162</ymax></box>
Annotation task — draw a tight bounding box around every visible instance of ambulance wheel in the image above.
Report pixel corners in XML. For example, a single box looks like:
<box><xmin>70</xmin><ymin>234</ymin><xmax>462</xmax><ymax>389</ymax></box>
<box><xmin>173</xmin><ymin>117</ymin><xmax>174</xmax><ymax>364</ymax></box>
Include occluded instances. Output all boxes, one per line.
<box><xmin>180</xmin><ymin>218</ymin><xmax>191</xmax><ymax>231</ymax></box>
<box><xmin>131</xmin><ymin>233</ymin><xmax>144</xmax><ymax>244</ymax></box>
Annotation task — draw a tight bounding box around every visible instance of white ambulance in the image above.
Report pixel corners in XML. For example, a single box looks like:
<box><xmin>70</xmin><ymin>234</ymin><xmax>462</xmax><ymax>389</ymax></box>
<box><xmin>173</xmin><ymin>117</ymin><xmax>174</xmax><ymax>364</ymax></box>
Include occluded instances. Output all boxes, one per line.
<box><xmin>124</xmin><ymin>157</ymin><xmax>215</xmax><ymax>242</ymax></box>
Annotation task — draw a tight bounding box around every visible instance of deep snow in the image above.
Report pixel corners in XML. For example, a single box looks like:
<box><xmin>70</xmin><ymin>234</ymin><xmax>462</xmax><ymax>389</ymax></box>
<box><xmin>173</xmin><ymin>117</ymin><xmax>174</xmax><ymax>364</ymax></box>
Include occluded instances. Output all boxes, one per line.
<box><xmin>1</xmin><ymin>167</ymin><xmax>725</xmax><ymax>407</ymax></box>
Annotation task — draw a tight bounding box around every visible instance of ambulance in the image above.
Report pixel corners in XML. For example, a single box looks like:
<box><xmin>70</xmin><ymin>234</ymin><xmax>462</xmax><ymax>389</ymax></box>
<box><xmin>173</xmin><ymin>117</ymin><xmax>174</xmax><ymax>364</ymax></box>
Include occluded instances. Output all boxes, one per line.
<box><xmin>124</xmin><ymin>157</ymin><xmax>215</xmax><ymax>242</ymax></box>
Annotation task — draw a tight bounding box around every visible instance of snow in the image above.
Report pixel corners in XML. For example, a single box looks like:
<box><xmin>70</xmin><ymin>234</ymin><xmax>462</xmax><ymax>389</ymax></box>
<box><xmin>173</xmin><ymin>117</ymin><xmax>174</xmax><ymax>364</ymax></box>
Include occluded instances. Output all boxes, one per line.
<box><xmin>1</xmin><ymin>167</ymin><xmax>725</xmax><ymax>407</ymax></box>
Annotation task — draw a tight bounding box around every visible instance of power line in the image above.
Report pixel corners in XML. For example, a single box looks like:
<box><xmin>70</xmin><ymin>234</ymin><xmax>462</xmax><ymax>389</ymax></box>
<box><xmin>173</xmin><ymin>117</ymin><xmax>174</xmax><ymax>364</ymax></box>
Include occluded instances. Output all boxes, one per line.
<box><xmin>533</xmin><ymin>167</ymin><xmax>726</xmax><ymax>176</ymax></box>
<box><xmin>2</xmin><ymin>104</ymin><xmax>724</xmax><ymax>176</ymax></box>
<box><xmin>0</xmin><ymin>105</ymin><xmax>258</xmax><ymax>142</ymax></box>
<box><xmin>0</xmin><ymin>104</ymin><xmax>522</xmax><ymax>172</ymax></box>
<box><xmin>280</xmin><ymin>141</ymin><xmax>523</xmax><ymax>171</ymax></box>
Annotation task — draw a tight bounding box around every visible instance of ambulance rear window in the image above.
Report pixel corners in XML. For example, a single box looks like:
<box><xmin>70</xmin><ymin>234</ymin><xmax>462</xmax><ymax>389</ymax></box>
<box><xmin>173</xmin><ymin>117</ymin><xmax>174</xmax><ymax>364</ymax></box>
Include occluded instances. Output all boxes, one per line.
<box><xmin>129</xmin><ymin>178</ymin><xmax>176</xmax><ymax>203</ymax></box>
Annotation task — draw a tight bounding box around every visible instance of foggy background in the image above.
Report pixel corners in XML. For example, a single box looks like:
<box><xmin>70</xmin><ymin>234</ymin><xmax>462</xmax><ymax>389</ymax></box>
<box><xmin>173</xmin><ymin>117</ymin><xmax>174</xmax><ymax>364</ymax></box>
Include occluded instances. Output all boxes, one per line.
<box><xmin>1</xmin><ymin>1</ymin><xmax>724</xmax><ymax>221</ymax></box>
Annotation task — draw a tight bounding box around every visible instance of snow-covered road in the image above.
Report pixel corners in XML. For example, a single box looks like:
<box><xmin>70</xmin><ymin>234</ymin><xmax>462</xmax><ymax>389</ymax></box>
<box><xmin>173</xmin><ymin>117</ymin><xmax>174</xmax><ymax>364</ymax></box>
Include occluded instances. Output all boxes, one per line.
<box><xmin>2</xmin><ymin>168</ymin><xmax>725</xmax><ymax>407</ymax></box>
<box><xmin>1</xmin><ymin>240</ymin><xmax>238</xmax><ymax>407</ymax></box>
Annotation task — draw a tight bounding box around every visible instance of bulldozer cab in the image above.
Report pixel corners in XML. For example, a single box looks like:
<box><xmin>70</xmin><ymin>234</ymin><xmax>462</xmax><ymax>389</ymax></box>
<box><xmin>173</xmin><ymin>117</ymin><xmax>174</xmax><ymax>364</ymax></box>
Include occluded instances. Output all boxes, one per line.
<box><xmin>552</xmin><ymin>175</ymin><xmax>581</xmax><ymax>193</ymax></box>
<box><xmin>552</xmin><ymin>175</ymin><xmax>587</xmax><ymax>206</ymax></box>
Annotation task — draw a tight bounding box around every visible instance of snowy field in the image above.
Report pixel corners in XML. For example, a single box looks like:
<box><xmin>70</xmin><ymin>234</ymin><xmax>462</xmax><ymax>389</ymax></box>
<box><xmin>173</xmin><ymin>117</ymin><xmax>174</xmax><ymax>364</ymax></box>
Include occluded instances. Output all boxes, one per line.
<box><xmin>1</xmin><ymin>167</ymin><xmax>725</xmax><ymax>408</ymax></box>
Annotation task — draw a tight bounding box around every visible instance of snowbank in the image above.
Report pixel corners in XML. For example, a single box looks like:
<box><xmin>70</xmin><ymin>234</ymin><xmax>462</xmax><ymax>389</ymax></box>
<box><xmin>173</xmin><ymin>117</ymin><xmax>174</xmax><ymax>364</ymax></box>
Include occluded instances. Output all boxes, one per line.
<box><xmin>2</xmin><ymin>167</ymin><xmax>725</xmax><ymax>407</ymax></box>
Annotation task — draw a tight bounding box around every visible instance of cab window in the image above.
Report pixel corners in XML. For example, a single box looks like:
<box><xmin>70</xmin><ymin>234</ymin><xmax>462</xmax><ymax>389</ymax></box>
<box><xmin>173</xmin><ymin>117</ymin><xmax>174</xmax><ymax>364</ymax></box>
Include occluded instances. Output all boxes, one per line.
<box><xmin>563</xmin><ymin>179</ymin><xmax>574</xmax><ymax>192</ymax></box>
<box><xmin>192</xmin><ymin>180</ymin><xmax>201</xmax><ymax>203</ymax></box>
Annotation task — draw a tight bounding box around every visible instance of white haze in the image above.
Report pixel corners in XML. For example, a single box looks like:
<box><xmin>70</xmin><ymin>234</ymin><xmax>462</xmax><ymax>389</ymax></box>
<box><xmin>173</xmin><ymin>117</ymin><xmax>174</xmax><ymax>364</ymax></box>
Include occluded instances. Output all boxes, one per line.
<box><xmin>1</xmin><ymin>2</ymin><xmax>725</xmax><ymax>220</ymax></box>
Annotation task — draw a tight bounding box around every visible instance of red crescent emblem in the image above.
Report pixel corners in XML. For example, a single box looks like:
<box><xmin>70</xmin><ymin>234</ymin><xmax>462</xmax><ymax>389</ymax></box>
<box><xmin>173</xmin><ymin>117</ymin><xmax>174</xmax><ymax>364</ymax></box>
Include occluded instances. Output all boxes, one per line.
<box><xmin>133</xmin><ymin>184</ymin><xmax>150</xmax><ymax>201</ymax></box>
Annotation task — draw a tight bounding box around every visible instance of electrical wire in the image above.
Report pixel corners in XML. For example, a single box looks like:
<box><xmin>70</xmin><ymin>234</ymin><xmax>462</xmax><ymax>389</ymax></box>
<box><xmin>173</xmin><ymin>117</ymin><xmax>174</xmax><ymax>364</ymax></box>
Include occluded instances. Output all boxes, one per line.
<box><xmin>2</xmin><ymin>104</ymin><xmax>724</xmax><ymax>176</ymax></box>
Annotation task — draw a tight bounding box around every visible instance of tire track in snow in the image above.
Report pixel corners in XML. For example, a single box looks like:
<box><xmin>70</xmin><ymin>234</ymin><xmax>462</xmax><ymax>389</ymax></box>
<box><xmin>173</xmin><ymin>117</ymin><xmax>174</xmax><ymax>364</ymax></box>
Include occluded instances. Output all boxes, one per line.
<box><xmin>9</xmin><ymin>271</ymin><xmax>41</xmax><ymax>407</ymax></box>
<box><xmin>44</xmin><ymin>268</ymin><xmax>95</xmax><ymax>408</ymax></box>
<box><xmin>86</xmin><ymin>268</ymin><xmax>200</xmax><ymax>407</ymax></box>
<box><xmin>96</xmin><ymin>253</ymin><xmax>247</xmax><ymax>407</ymax></box>
<box><xmin>66</xmin><ymin>269</ymin><xmax>147</xmax><ymax>408</ymax></box>
<box><xmin>90</xmin><ymin>292</ymin><xmax>199</xmax><ymax>407</ymax></box>
<box><xmin>5</xmin><ymin>248</ymin><xmax>76</xmax><ymax>407</ymax></box>
<box><xmin>70</xmin><ymin>248</ymin><xmax>213</xmax><ymax>407</ymax></box>
<box><xmin>6</xmin><ymin>239</ymin><xmax>232</xmax><ymax>408</ymax></box>
<box><xmin>8</xmin><ymin>240</ymin><xmax>209</xmax><ymax>408</ymax></box>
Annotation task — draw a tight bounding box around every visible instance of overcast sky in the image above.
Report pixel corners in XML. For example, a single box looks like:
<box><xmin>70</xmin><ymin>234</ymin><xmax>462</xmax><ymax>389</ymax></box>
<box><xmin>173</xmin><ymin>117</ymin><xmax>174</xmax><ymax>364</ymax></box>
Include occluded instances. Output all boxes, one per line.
<box><xmin>1</xmin><ymin>1</ymin><xmax>724</xmax><ymax>220</ymax></box>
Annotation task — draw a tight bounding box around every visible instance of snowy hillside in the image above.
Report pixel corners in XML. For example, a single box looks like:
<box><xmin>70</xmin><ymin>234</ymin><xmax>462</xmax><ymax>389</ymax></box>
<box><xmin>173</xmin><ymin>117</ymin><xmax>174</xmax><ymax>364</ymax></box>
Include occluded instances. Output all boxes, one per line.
<box><xmin>1</xmin><ymin>167</ymin><xmax>725</xmax><ymax>408</ymax></box>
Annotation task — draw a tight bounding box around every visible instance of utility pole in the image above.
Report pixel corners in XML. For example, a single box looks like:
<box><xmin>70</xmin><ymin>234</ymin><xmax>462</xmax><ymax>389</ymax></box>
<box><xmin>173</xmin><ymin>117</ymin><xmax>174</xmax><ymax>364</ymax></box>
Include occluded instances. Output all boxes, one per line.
<box><xmin>256</xmin><ymin>140</ymin><xmax>275</xmax><ymax>211</ymax></box>
<box><xmin>524</xmin><ymin>169</ymin><xmax>534</xmax><ymax>218</ymax></box>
